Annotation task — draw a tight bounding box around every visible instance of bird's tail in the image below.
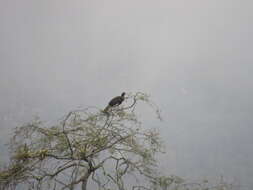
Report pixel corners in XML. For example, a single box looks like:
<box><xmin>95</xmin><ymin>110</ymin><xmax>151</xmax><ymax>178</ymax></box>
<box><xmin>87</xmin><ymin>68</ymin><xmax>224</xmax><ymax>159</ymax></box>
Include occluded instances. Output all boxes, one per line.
<box><xmin>103</xmin><ymin>105</ymin><xmax>110</xmax><ymax>113</ymax></box>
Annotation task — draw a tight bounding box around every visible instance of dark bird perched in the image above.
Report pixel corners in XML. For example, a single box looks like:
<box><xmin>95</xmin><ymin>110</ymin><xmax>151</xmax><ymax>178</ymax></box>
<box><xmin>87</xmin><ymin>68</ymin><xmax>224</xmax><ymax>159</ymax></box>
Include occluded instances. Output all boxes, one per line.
<box><xmin>104</xmin><ymin>92</ymin><xmax>126</xmax><ymax>113</ymax></box>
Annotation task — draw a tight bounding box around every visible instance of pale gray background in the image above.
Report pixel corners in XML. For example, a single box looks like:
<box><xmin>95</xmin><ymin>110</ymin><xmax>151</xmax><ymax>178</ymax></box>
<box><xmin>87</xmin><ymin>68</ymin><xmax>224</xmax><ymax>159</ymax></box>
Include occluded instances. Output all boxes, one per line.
<box><xmin>0</xmin><ymin>0</ymin><xmax>253</xmax><ymax>189</ymax></box>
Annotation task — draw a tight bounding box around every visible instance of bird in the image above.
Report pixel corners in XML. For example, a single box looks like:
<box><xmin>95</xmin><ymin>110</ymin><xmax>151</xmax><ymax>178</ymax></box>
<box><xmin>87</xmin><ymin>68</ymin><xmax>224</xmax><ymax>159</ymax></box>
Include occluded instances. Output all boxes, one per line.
<box><xmin>104</xmin><ymin>92</ymin><xmax>126</xmax><ymax>113</ymax></box>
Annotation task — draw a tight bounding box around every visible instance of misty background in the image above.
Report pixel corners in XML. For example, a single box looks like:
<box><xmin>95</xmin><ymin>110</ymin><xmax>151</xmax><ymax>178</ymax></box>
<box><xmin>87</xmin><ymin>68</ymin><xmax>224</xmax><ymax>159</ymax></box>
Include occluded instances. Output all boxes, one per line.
<box><xmin>0</xmin><ymin>0</ymin><xmax>253</xmax><ymax>189</ymax></box>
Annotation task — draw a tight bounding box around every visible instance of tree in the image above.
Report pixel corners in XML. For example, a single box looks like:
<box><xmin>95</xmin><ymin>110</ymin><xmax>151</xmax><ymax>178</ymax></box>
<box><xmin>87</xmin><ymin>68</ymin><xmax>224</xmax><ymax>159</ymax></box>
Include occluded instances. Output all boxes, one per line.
<box><xmin>0</xmin><ymin>92</ymin><xmax>165</xmax><ymax>190</ymax></box>
<box><xmin>0</xmin><ymin>92</ymin><xmax>235</xmax><ymax>190</ymax></box>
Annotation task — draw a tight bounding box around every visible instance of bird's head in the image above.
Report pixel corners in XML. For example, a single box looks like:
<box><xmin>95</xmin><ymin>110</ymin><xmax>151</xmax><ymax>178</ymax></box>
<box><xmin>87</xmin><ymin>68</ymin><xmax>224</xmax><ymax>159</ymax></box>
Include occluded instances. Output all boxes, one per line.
<box><xmin>121</xmin><ymin>92</ymin><xmax>126</xmax><ymax>97</ymax></box>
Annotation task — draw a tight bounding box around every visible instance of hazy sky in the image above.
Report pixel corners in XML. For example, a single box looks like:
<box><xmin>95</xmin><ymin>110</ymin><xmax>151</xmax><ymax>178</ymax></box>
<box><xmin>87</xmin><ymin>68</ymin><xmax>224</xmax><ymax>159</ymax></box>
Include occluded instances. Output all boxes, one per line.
<box><xmin>1</xmin><ymin>0</ymin><xmax>253</xmax><ymax>189</ymax></box>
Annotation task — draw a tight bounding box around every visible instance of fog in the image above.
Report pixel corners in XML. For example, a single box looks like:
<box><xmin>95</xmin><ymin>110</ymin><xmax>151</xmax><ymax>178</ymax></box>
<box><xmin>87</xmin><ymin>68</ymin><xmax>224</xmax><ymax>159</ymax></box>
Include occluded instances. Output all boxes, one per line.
<box><xmin>1</xmin><ymin>0</ymin><xmax>253</xmax><ymax>189</ymax></box>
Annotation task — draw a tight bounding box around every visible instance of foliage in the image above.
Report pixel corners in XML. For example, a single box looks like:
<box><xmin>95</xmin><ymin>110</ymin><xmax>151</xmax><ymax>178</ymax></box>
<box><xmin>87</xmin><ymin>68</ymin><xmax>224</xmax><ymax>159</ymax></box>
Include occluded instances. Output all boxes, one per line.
<box><xmin>0</xmin><ymin>92</ymin><xmax>235</xmax><ymax>190</ymax></box>
<box><xmin>0</xmin><ymin>92</ymin><xmax>163</xmax><ymax>190</ymax></box>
